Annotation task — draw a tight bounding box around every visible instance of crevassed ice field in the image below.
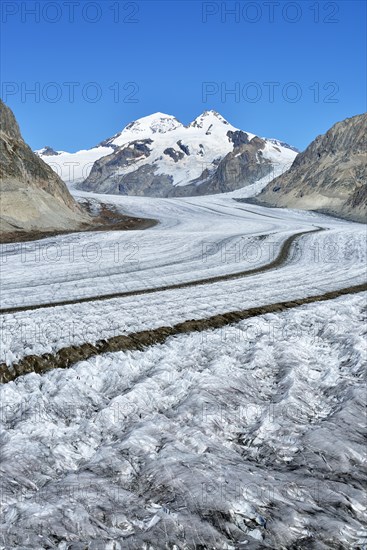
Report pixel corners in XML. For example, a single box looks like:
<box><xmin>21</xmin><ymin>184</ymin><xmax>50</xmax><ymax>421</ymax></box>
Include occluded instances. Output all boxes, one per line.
<box><xmin>0</xmin><ymin>187</ymin><xmax>366</xmax><ymax>549</ymax></box>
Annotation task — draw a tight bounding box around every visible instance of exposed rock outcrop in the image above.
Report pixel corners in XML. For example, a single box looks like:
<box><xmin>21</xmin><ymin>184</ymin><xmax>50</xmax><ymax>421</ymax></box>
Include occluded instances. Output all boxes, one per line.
<box><xmin>255</xmin><ymin>114</ymin><xmax>367</xmax><ymax>222</ymax></box>
<box><xmin>0</xmin><ymin>100</ymin><xmax>89</xmax><ymax>235</ymax></box>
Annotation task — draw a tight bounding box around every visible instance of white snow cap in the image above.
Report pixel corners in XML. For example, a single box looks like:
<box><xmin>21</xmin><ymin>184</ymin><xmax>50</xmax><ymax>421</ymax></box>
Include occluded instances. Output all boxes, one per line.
<box><xmin>117</xmin><ymin>110</ymin><xmax>231</xmax><ymax>137</ymax></box>
<box><xmin>122</xmin><ymin>112</ymin><xmax>183</xmax><ymax>134</ymax></box>
<box><xmin>189</xmin><ymin>110</ymin><xmax>231</xmax><ymax>128</ymax></box>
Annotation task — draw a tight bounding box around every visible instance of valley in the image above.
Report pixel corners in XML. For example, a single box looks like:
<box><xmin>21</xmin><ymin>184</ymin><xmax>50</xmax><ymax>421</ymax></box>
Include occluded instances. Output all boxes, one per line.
<box><xmin>0</xmin><ymin>189</ymin><xmax>366</xmax><ymax>547</ymax></box>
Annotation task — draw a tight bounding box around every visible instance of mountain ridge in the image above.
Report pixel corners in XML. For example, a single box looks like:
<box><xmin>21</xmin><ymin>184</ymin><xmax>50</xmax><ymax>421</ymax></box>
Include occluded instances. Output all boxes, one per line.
<box><xmin>0</xmin><ymin>99</ymin><xmax>89</xmax><ymax>236</ymax></box>
<box><xmin>254</xmin><ymin>113</ymin><xmax>367</xmax><ymax>223</ymax></box>
<box><xmin>37</xmin><ymin>110</ymin><xmax>297</xmax><ymax>197</ymax></box>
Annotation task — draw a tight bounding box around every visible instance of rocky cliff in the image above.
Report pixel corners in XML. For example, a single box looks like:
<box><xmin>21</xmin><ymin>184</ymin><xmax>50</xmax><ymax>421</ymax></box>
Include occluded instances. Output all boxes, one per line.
<box><xmin>255</xmin><ymin>114</ymin><xmax>367</xmax><ymax>222</ymax></box>
<box><xmin>0</xmin><ymin>100</ymin><xmax>88</xmax><ymax>236</ymax></box>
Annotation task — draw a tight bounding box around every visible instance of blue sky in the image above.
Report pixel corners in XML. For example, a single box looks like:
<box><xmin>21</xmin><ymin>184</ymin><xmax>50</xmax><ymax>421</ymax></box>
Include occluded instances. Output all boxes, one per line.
<box><xmin>1</xmin><ymin>0</ymin><xmax>366</xmax><ymax>151</ymax></box>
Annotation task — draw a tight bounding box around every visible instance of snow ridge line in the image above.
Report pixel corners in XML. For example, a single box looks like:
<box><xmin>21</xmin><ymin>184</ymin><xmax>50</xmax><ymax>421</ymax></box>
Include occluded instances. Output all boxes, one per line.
<box><xmin>0</xmin><ymin>228</ymin><xmax>322</xmax><ymax>315</ymax></box>
<box><xmin>1</xmin><ymin>282</ymin><xmax>366</xmax><ymax>383</ymax></box>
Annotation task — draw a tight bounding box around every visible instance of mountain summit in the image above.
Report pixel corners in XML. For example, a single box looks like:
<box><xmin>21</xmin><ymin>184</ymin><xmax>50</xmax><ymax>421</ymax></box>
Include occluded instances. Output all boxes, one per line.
<box><xmin>38</xmin><ymin>111</ymin><xmax>297</xmax><ymax>197</ymax></box>
<box><xmin>189</xmin><ymin>110</ymin><xmax>231</xmax><ymax>129</ymax></box>
<box><xmin>118</xmin><ymin>113</ymin><xmax>183</xmax><ymax>135</ymax></box>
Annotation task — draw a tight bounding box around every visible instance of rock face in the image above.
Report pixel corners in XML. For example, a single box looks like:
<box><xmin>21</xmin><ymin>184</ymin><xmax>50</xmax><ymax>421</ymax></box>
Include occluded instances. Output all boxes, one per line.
<box><xmin>37</xmin><ymin>146</ymin><xmax>60</xmax><ymax>156</ymax></box>
<box><xmin>256</xmin><ymin>114</ymin><xmax>367</xmax><ymax>222</ymax></box>
<box><xmin>38</xmin><ymin>111</ymin><xmax>298</xmax><ymax>196</ymax></box>
<box><xmin>81</xmin><ymin>129</ymin><xmax>278</xmax><ymax>198</ymax></box>
<box><xmin>167</xmin><ymin>135</ymin><xmax>275</xmax><ymax>197</ymax></box>
<box><xmin>0</xmin><ymin>100</ymin><xmax>88</xmax><ymax>235</ymax></box>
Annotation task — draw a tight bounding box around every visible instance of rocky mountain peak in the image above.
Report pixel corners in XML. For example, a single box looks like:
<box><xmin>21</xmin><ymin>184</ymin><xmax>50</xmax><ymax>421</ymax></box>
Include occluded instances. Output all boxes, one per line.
<box><xmin>189</xmin><ymin>110</ymin><xmax>230</xmax><ymax>129</ymax></box>
<box><xmin>37</xmin><ymin>145</ymin><xmax>61</xmax><ymax>156</ymax></box>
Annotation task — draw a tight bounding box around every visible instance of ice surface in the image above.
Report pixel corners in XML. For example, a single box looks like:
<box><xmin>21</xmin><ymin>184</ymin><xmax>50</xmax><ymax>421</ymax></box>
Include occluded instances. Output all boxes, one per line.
<box><xmin>0</xmin><ymin>190</ymin><xmax>365</xmax><ymax>548</ymax></box>
<box><xmin>0</xmin><ymin>294</ymin><xmax>366</xmax><ymax>547</ymax></box>
<box><xmin>1</xmin><ymin>193</ymin><xmax>365</xmax><ymax>366</ymax></box>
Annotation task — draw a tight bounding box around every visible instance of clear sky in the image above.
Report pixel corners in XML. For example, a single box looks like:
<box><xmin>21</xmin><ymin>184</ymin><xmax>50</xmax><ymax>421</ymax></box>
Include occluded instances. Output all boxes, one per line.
<box><xmin>1</xmin><ymin>0</ymin><xmax>366</xmax><ymax>151</ymax></box>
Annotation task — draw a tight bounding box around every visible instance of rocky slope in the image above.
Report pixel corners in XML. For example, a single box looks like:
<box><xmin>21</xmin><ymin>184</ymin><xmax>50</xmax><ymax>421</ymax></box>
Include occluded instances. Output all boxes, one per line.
<box><xmin>0</xmin><ymin>100</ymin><xmax>89</xmax><ymax>235</ymax></box>
<box><xmin>37</xmin><ymin>111</ymin><xmax>298</xmax><ymax>197</ymax></box>
<box><xmin>255</xmin><ymin>113</ymin><xmax>367</xmax><ymax>222</ymax></box>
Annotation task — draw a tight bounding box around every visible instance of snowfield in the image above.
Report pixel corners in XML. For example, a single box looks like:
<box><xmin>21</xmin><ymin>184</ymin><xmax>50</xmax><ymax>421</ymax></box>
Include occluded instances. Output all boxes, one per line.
<box><xmin>0</xmin><ymin>190</ymin><xmax>366</xmax><ymax>548</ymax></box>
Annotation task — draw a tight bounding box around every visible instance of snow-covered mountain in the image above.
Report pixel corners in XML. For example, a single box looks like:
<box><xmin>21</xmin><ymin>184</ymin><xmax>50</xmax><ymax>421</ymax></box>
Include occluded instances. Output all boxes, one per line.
<box><xmin>36</xmin><ymin>111</ymin><xmax>298</xmax><ymax>197</ymax></box>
